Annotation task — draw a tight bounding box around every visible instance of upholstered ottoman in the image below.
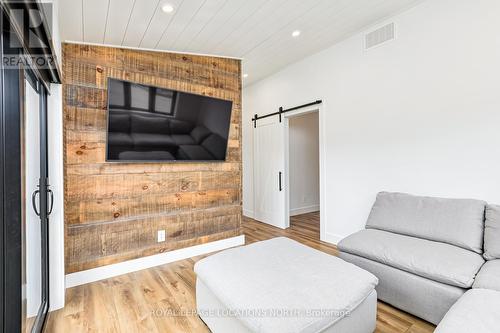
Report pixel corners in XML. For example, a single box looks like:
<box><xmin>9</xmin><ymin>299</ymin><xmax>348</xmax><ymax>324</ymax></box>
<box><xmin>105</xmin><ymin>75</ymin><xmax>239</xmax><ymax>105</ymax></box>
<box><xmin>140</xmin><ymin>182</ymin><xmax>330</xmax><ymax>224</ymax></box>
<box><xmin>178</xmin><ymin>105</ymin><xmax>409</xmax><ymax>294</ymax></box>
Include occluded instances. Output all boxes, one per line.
<box><xmin>194</xmin><ymin>237</ymin><xmax>379</xmax><ymax>333</ymax></box>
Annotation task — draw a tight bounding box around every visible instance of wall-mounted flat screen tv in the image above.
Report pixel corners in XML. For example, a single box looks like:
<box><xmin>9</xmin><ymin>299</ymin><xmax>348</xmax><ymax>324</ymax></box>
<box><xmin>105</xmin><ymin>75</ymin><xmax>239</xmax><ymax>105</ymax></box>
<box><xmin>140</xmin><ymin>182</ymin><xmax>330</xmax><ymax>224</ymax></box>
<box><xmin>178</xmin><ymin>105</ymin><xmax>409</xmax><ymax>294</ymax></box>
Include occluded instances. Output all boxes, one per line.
<box><xmin>106</xmin><ymin>78</ymin><xmax>233</xmax><ymax>162</ymax></box>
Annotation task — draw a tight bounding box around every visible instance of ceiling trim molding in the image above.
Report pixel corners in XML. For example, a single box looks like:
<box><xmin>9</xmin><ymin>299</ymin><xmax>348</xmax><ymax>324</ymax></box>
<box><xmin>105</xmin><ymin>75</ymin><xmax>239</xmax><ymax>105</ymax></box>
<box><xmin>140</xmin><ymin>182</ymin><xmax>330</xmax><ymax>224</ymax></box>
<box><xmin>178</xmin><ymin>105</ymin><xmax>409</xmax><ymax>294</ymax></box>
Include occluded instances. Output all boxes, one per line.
<box><xmin>63</xmin><ymin>40</ymin><xmax>244</xmax><ymax>60</ymax></box>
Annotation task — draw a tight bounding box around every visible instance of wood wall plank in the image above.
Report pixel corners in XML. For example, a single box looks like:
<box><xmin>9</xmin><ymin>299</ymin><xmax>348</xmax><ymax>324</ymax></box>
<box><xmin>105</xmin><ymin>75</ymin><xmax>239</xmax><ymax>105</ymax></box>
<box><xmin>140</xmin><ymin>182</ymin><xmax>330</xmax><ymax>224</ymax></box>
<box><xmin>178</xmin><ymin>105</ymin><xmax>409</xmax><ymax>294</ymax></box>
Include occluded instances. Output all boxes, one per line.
<box><xmin>65</xmin><ymin>188</ymin><xmax>240</xmax><ymax>225</ymax></box>
<box><xmin>65</xmin><ymin>142</ymin><xmax>240</xmax><ymax>164</ymax></box>
<box><xmin>66</xmin><ymin>171</ymin><xmax>240</xmax><ymax>200</ymax></box>
<box><xmin>65</xmin><ymin>162</ymin><xmax>240</xmax><ymax>176</ymax></box>
<box><xmin>63</xmin><ymin>43</ymin><xmax>242</xmax><ymax>273</ymax></box>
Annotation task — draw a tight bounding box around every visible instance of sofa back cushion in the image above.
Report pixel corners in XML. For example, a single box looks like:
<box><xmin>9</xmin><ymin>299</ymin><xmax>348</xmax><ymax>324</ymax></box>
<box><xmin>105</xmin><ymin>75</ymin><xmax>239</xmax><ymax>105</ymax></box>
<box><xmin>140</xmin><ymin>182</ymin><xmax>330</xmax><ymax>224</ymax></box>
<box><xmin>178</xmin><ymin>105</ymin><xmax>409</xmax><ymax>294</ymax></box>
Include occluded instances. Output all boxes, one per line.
<box><xmin>169</xmin><ymin>119</ymin><xmax>194</xmax><ymax>134</ymax></box>
<box><xmin>366</xmin><ymin>192</ymin><xmax>486</xmax><ymax>253</ymax></box>
<box><xmin>484</xmin><ymin>205</ymin><xmax>500</xmax><ymax>260</ymax></box>
<box><xmin>190</xmin><ymin>126</ymin><xmax>211</xmax><ymax>143</ymax></box>
<box><xmin>201</xmin><ymin>134</ymin><xmax>227</xmax><ymax>160</ymax></box>
<box><xmin>108</xmin><ymin>113</ymin><xmax>130</xmax><ymax>133</ymax></box>
<box><xmin>130</xmin><ymin>114</ymin><xmax>170</xmax><ymax>134</ymax></box>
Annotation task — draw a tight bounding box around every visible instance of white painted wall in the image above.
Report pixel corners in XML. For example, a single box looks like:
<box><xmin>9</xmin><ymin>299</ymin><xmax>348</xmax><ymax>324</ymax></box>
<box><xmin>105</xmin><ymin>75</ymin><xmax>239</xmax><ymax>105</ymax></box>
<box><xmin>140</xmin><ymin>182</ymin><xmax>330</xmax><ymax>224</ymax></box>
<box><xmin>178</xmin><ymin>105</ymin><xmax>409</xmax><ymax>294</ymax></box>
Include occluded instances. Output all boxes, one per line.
<box><xmin>48</xmin><ymin>0</ymin><xmax>65</xmax><ymax>311</ymax></box>
<box><xmin>288</xmin><ymin>112</ymin><xmax>320</xmax><ymax>216</ymax></box>
<box><xmin>243</xmin><ymin>0</ymin><xmax>500</xmax><ymax>243</ymax></box>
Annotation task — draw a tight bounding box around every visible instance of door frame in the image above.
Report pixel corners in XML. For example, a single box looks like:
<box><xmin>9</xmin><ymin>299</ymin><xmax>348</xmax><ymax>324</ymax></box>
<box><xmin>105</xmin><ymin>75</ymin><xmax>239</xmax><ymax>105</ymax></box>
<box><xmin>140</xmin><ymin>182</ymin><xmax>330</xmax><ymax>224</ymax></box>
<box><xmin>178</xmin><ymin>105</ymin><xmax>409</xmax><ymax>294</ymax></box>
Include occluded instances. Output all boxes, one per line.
<box><xmin>0</xmin><ymin>2</ymin><xmax>60</xmax><ymax>331</ymax></box>
<box><xmin>282</xmin><ymin>101</ymin><xmax>326</xmax><ymax>240</ymax></box>
<box><xmin>1</xmin><ymin>25</ymin><xmax>24</xmax><ymax>333</ymax></box>
<box><xmin>22</xmin><ymin>66</ymin><xmax>50</xmax><ymax>333</ymax></box>
<box><xmin>0</xmin><ymin>19</ymin><xmax>51</xmax><ymax>333</ymax></box>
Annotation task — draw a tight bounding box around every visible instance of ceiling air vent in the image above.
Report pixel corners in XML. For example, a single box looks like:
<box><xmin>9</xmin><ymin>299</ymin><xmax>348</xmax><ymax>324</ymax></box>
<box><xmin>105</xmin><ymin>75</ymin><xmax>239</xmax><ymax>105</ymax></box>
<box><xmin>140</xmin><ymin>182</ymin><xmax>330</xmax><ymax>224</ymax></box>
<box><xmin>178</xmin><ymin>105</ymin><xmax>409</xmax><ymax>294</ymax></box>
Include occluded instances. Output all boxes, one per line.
<box><xmin>365</xmin><ymin>23</ymin><xmax>395</xmax><ymax>49</ymax></box>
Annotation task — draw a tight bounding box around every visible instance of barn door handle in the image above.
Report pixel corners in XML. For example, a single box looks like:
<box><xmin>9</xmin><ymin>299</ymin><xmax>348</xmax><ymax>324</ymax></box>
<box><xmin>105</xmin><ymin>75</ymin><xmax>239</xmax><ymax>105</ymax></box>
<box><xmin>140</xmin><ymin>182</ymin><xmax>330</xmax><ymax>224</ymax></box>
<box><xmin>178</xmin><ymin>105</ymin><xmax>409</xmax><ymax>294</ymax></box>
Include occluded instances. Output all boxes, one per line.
<box><xmin>279</xmin><ymin>172</ymin><xmax>283</xmax><ymax>191</ymax></box>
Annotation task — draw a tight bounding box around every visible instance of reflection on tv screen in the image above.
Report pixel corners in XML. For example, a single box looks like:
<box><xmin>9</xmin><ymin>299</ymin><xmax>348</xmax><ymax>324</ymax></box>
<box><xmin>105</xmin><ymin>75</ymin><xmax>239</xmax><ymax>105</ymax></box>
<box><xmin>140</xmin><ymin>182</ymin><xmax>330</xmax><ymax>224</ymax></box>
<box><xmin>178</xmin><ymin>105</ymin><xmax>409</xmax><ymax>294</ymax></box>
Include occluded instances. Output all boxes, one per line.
<box><xmin>106</xmin><ymin>78</ymin><xmax>233</xmax><ymax>162</ymax></box>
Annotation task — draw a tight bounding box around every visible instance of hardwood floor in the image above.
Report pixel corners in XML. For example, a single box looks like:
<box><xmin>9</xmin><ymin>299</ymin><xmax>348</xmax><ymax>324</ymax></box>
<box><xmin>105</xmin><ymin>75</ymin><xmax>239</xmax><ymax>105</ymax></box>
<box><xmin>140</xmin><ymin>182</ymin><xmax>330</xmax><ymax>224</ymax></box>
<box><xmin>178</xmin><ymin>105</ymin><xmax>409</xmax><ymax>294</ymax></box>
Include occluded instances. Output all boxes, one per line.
<box><xmin>45</xmin><ymin>213</ymin><xmax>435</xmax><ymax>333</ymax></box>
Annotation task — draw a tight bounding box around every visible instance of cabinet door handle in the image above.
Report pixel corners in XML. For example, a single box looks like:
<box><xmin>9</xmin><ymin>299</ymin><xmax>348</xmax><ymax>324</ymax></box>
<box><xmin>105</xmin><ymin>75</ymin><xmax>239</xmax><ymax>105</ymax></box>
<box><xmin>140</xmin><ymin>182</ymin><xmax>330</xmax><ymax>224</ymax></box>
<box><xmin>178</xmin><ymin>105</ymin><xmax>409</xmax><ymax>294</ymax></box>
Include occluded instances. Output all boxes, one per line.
<box><xmin>279</xmin><ymin>172</ymin><xmax>283</xmax><ymax>192</ymax></box>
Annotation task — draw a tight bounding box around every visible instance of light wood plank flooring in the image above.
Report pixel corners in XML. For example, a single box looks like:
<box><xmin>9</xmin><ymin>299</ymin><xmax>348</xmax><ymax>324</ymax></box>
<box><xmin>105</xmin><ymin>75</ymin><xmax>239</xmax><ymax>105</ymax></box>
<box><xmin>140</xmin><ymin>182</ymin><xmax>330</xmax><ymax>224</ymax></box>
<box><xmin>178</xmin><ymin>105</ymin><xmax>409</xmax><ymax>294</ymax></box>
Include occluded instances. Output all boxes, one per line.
<box><xmin>45</xmin><ymin>213</ymin><xmax>435</xmax><ymax>333</ymax></box>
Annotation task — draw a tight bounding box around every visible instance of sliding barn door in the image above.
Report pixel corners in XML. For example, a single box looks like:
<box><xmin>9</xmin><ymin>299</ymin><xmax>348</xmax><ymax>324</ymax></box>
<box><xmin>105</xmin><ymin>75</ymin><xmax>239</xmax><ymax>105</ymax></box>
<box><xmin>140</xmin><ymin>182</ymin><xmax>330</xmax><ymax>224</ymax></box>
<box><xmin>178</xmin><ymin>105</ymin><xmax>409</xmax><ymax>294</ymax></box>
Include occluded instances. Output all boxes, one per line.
<box><xmin>253</xmin><ymin>115</ymin><xmax>287</xmax><ymax>229</ymax></box>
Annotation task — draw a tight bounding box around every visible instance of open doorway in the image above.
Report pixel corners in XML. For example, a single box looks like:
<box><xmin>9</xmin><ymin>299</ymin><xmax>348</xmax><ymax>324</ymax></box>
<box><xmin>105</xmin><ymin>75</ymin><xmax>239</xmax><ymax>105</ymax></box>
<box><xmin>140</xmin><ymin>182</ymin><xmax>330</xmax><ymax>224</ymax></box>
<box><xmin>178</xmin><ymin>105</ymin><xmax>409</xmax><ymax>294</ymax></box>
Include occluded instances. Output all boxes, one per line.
<box><xmin>286</xmin><ymin>111</ymin><xmax>320</xmax><ymax>240</ymax></box>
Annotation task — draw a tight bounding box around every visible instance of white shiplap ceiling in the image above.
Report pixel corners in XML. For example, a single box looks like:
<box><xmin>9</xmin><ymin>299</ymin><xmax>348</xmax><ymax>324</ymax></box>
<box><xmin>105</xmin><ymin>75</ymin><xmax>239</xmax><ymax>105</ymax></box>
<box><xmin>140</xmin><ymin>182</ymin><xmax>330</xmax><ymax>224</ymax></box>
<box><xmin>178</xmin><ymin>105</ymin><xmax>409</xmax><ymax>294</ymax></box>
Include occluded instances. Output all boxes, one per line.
<box><xmin>59</xmin><ymin>0</ymin><xmax>422</xmax><ymax>85</ymax></box>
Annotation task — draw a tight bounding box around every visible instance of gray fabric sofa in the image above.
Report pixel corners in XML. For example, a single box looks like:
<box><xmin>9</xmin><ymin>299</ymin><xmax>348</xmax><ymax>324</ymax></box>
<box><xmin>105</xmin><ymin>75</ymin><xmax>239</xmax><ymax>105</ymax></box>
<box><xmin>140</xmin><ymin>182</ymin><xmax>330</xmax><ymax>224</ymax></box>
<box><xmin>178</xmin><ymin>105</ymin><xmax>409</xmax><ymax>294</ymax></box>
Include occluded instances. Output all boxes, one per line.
<box><xmin>338</xmin><ymin>192</ymin><xmax>495</xmax><ymax>325</ymax></box>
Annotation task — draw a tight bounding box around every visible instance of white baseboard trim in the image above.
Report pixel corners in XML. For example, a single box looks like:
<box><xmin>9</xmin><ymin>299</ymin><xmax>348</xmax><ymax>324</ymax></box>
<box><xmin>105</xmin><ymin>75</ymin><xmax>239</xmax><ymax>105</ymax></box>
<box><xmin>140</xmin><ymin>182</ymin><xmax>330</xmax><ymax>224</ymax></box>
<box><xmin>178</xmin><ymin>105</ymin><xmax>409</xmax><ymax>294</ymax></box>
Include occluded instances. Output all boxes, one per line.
<box><xmin>65</xmin><ymin>235</ymin><xmax>245</xmax><ymax>288</ymax></box>
<box><xmin>243</xmin><ymin>209</ymin><xmax>254</xmax><ymax>218</ymax></box>
<box><xmin>321</xmin><ymin>232</ymin><xmax>344</xmax><ymax>245</ymax></box>
<box><xmin>290</xmin><ymin>204</ymin><xmax>320</xmax><ymax>216</ymax></box>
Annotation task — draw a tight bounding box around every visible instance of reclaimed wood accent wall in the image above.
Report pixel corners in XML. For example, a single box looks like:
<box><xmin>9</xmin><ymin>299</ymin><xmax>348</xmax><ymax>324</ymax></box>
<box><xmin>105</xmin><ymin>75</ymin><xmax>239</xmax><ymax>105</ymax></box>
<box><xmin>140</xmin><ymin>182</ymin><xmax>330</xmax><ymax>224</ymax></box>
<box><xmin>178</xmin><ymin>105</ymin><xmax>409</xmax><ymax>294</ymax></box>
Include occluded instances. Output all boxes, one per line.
<box><xmin>63</xmin><ymin>43</ymin><xmax>242</xmax><ymax>273</ymax></box>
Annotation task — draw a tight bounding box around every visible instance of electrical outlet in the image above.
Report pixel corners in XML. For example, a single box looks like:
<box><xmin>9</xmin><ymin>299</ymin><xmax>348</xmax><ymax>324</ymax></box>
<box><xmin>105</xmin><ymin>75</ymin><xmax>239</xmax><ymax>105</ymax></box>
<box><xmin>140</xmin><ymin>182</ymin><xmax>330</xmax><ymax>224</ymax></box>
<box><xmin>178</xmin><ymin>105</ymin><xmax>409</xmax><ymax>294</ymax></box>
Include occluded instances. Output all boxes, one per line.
<box><xmin>157</xmin><ymin>230</ymin><xmax>166</xmax><ymax>243</ymax></box>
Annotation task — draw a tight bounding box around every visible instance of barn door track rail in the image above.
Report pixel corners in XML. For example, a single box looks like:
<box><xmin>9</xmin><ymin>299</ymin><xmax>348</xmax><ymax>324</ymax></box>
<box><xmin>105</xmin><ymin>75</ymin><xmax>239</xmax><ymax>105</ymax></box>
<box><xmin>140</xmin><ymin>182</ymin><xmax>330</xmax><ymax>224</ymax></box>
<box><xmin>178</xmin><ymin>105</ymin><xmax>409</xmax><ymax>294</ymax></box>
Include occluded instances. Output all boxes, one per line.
<box><xmin>252</xmin><ymin>100</ymin><xmax>322</xmax><ymax>128</ymax></box>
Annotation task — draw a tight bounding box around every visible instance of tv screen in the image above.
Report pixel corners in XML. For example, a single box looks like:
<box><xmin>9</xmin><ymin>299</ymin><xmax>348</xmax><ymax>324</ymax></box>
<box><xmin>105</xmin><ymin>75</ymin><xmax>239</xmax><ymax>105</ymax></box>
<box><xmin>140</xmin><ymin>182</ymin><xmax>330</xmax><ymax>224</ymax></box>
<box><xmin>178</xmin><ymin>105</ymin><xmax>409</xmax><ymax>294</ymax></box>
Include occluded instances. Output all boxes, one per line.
<box><xmin>106</xmin><ymin>78</ymin><xmax>233</xmax><ymax>162</ymax></box>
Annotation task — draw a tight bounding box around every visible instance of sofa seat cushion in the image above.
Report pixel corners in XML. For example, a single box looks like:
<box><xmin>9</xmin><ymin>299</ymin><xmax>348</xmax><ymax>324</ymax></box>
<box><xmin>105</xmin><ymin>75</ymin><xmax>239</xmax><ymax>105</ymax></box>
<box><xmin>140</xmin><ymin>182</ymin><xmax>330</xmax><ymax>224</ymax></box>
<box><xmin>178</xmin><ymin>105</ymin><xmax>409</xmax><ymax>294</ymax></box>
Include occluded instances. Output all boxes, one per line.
<box><xmin>339</xmin><ymin>251</ymin><xmax>465</xmax><ymax>325</ymax></box>
<box><xmin>484</xmin><ymin>204</ymin><xmax>500</xmax><ymax>260</ymax></box>
<box><xmin>171</xmin><ymin>134</ymin><xmax>196</xmax><ymax>145</ymax></box>
<box><xmin>338</xmin><ymin>229</ymin><xmax>484</xmax><ymax>288</ymax></box>
<box><xmin>131</xmin><ymin>133</ymin><xmax>176</xmax><ymax>148</ymax></box>
<box><xmin>366</xmin><ymin>192</ymin><xmax>486</xmax><ymax>253</ymax></box>
<box><xmin>118</xmin><ymin>151</ymin><xmax>174</xmax><ymax>161</ymax></box>
<box><xmin>435</xmin><ymin>289</ymin><xmax>500</xmax><ymax>333</ymax></box>
<box><xmin>177</xmin><ymin>145</ymin><xmax>214</xmax><ymax>160</ymax></box>
<box><xmin>472</xmin><ymin>260</ymin><xmax>500</xmax><ymax>291</ymax></box>
<box><xmin>108</xmin><ymin>132</ymin><xmax>133</xmax><ymax>146</ymax></box>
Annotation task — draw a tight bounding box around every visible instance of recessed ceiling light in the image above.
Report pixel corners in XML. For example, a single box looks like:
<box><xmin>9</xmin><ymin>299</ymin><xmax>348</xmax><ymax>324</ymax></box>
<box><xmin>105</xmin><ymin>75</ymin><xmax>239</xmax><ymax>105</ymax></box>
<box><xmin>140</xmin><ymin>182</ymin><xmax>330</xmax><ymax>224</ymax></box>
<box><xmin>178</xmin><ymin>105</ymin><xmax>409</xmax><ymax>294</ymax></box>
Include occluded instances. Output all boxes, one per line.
<box><xmin>292</xmin><ymin>30</ymin><xmax>301</xmax><ymax>37</ymax></box>
<box><xmin>162</xmin><ymin>3</ymin><xmax>174</xmax><ymax>13</ymax></box>
<box><xmin>243</xmin><ymin>73</ymin><xmax>249</xmax><ymax>78</ymax></box>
